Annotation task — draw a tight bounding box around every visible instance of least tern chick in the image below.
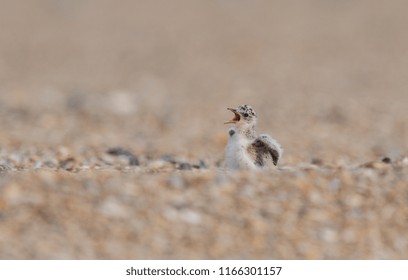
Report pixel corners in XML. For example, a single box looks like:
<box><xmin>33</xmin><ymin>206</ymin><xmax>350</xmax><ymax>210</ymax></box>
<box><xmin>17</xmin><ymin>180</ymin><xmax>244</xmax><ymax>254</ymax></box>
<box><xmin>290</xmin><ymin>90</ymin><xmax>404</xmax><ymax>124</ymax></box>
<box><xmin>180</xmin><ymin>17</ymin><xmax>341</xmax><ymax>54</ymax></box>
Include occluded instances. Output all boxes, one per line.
<box><xmin>224</xmin><ymin>104</ymin><xmax>283</xmax><ymax>170</ymax></box>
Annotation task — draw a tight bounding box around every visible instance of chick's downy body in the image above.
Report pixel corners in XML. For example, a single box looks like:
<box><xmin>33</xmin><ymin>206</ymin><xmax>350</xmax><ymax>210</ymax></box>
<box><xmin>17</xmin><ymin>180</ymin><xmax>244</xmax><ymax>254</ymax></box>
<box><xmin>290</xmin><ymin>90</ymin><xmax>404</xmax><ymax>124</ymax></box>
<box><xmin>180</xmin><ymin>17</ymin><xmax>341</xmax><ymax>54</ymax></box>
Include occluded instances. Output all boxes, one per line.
<box><xmin>225</xmin><ymin>126</ymin><xmax>257</xmax><ymax>169</ymax></box>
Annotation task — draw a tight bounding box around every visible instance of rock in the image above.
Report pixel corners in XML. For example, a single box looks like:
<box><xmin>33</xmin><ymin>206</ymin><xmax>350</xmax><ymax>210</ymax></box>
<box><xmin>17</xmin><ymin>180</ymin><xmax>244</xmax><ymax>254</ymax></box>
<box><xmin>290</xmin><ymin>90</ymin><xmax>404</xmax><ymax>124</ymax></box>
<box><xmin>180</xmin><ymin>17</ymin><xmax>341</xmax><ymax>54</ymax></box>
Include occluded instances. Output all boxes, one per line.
<box><xmin>107</xmin><ymin>147</ymin><xmax>139</xmax><ymax>166</ymax></box>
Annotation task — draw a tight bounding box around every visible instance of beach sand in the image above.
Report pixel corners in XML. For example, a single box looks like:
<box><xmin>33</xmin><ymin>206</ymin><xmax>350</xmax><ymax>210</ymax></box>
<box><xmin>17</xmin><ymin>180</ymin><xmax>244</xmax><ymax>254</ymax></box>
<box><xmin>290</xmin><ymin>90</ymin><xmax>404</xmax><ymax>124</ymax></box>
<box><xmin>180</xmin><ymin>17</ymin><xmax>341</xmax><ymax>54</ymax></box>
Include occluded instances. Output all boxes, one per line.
<box><xmin>0</xmin><ymin>0</ymin><xmax>407</xmax><ymax>259</ymax></box>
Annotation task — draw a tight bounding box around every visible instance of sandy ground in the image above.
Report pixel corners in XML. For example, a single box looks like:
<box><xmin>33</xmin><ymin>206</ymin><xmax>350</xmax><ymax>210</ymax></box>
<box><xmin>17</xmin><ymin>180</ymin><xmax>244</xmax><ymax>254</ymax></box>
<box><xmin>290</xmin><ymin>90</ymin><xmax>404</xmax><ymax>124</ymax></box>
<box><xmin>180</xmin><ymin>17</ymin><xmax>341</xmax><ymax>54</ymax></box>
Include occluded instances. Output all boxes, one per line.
<box><xmin>0</xmin><ymin>0</ymin><xmax>407</xmax><ymax>259</ymax></box>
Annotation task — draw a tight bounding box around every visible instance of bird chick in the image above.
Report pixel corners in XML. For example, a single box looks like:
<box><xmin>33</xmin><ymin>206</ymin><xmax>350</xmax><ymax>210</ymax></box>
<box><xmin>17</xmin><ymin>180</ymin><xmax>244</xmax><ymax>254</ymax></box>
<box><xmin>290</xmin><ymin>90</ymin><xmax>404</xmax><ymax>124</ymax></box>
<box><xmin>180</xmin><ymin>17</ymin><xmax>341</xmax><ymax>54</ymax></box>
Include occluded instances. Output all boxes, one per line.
<box><xmin>224</xmin><ymin>104</ymin><xmax>283</xmax><ymax>169</ymax></box>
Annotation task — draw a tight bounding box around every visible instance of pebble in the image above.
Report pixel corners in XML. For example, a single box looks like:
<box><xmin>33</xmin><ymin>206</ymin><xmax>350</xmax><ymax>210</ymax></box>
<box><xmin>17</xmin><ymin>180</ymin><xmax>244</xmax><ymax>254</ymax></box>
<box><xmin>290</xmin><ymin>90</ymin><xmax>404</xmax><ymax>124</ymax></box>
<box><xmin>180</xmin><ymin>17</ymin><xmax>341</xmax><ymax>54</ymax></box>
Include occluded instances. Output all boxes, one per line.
<box><xmin>168</xmin><ymin>175</ymin><xmax>185</xmax><ymax>189</ymax></box>
<box><xmin>98</xmin><ymin>197</ymin><xmax>128</xmax><ymax>219</ymax></box>
<box><xmin>106</xmin><ymin>147</ymin><xmax>139</xmax><ymax>166</ymax></box>
<box><xmin>329</xmin><ymin>178</ymin><xmax>341</xmax><ymax>191</ymax></box>
<box><xmin>180</xmin><ymin>209</ymin><xmax>202</xmax><ymax>225</ymax></box>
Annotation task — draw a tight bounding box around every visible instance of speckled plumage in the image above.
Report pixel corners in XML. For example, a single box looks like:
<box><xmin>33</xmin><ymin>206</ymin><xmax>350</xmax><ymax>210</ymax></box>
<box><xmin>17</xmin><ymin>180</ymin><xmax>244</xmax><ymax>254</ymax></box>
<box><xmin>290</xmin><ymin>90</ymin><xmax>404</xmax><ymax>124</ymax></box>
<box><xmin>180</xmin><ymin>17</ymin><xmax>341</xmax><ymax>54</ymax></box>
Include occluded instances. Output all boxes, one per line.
<box><xmin>224</xmin><ymin>105</ymin><xmax>283</xmax><ymax>169</ymax></box>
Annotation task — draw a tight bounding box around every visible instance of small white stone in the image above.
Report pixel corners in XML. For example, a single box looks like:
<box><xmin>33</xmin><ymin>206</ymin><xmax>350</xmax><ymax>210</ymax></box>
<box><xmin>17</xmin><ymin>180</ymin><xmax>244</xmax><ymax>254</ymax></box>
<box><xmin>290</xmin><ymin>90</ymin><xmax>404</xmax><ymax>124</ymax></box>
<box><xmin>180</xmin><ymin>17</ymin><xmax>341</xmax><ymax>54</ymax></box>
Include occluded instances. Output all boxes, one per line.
<box><xmin>180</xmin><ymin>209</ymin><xmax>202</xmax><ymax>225</ymax></box>
<box><xmin>168</xmin><ymin>175</ymin><xmax>184</xmax><ymax>189</ymax></box>
<box><xmin>107</xmin><ymin>90</ymin><xmax>138</xmax><ymax>115</ymax></box>
<box><xmin>98</xmin><ymin>197</ymin><xmax>128</xmax><ymax>219</ymax></box>
<box><xmin>321</xmin><ymin>228</ymin><xmax>337</xmax><ymax>242</ymax></box>
<box><xmin>34</xmin><ymin>161</ymin><xmax>43</xmax><ymax>169</ymax></box>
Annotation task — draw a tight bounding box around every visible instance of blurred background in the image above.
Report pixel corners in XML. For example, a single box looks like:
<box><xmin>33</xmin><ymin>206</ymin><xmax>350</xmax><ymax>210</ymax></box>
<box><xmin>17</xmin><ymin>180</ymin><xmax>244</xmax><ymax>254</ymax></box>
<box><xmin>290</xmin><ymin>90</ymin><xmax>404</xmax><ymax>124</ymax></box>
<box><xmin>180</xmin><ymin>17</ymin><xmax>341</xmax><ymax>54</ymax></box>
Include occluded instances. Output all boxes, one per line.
<box><xmin>0</xmin><ymin>0</ymin><xmax>407</xmax><ymax>164</ymax></box>
<box><xmin>0</xmin><ymin>0</ymin><xmax>408</xmax><ymax>259</ymax></box>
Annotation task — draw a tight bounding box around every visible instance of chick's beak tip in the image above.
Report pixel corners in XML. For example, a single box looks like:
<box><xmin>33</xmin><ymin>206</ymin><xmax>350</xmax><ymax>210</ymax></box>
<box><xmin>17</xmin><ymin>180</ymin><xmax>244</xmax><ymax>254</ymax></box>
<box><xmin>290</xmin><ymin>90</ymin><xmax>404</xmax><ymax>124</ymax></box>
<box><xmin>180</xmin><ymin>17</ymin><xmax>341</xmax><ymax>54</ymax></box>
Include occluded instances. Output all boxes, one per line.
<box><xmin>224</xmin><ymin>107</ymin><xmax>240</xmax><ymax>124</ymax></box>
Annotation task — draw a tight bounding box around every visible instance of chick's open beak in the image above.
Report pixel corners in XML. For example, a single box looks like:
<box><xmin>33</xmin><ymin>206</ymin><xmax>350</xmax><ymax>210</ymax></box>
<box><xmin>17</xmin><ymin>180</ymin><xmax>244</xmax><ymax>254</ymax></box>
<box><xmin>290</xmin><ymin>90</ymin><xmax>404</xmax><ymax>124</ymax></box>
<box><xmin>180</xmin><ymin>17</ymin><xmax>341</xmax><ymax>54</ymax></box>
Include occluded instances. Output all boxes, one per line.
<box><xmin>224</xmin><ymin>108</ymin><xmax>241</xmax><ymax>124</ymax></box>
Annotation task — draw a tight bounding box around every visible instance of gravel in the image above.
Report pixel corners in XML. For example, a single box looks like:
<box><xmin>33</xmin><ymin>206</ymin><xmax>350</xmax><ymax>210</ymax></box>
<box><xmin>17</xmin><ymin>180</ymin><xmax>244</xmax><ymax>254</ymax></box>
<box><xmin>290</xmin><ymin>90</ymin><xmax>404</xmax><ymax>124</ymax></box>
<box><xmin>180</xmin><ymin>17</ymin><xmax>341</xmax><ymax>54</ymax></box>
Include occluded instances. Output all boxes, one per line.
<box><xmin>0</xmin><ymin>0</ymin><xmax>407</xmax><ymax>259</ymax></box>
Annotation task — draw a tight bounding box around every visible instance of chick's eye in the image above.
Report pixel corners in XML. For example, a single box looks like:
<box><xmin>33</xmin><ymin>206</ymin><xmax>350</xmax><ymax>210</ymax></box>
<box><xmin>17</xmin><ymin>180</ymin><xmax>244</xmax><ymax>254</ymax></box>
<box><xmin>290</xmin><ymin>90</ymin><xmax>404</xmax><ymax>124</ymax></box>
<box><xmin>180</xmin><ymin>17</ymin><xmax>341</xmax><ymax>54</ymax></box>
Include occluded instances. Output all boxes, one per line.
<box><xmin>243</xmin><ymin>113</ymin><xmax>249</xmax><ymax>117</ymax></box>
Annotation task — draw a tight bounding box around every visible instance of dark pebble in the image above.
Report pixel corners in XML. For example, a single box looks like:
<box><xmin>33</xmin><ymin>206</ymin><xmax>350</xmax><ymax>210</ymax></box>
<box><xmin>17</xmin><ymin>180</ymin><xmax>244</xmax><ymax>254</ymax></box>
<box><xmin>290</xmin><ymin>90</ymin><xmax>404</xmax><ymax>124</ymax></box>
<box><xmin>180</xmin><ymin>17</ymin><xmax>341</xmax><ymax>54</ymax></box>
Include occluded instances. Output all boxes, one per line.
<box><xmin>178</xmin><ymin>162</ymin><xmax>192</xmax><ymax>170</ymax></box>
<box><xmin>161</xmin><ymin>154</ymin><xmax>177</xmax><ymax>164</ymax></box>
<box><xmin>107</xmin><ymin>147</ymin><xmax>139</xmax><ymax>166</ymax></box>
<box><xmin>311</xmin><ymin>158</ymin><xmax>323</xmax><ymax>165</ymax></box>
<box><xmin>382</xmin><ymin>157</ymin><xmax>392</xmax><ymax>164</ymax></box>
